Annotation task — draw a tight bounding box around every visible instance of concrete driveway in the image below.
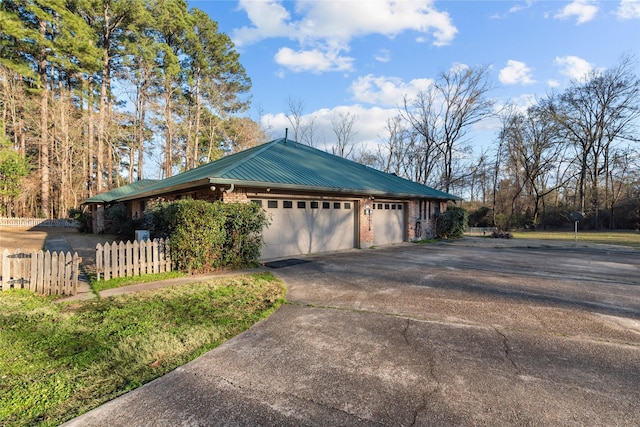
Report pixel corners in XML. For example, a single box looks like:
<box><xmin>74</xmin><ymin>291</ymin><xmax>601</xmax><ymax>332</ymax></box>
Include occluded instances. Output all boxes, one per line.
<box><xmin>63</xmin><ymin>238</ymin><xmax>640</xmax><ymax>426</ymax></box>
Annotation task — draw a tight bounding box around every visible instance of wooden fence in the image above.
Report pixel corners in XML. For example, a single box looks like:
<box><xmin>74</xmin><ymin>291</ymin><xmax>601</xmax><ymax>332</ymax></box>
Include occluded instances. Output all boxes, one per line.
<box><xmin>96</xmin><ymin>238</ymin><xmax>171</xmax><ymax>281</ymax></box>
<box><xmin>0</xmin><ymin>217</ymin><xmax>78</xmax><ymax>228</ymax></box>
<box><xmin>0</xmin><ymin>249</ymin><xmax>82</xmax><ymax>296</ymax></box>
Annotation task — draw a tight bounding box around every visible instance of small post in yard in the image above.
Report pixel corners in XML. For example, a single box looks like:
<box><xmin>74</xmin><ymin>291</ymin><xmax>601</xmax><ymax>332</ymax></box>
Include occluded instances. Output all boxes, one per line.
<box><xmin>569</xmin><ymin>211</ymin><xmax>584</xmax><ymax>246</ymax></box>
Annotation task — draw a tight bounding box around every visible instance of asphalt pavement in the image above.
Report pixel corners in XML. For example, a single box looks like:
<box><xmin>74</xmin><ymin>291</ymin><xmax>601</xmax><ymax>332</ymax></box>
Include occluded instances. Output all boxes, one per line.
<box><xmin>61</xmin><ymin>238</ymin><xmax>640</xmax><ymax>426</ymax></box>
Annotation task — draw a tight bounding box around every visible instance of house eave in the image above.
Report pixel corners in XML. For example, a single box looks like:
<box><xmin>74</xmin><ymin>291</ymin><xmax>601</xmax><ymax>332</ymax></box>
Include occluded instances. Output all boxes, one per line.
<box><xmin>210</xmin><ymin>178</ymin><xmax>460</xmax><ymax>201</ymax></box>
<box><xmin>115</xmin><ymin>178</ymin><xmax>212</xmax><ymax>202</ymax></box>
<box><xmin>103</xmin><ymin>177</ymin><xmax>460</xmax><ymax>204</ymax></box>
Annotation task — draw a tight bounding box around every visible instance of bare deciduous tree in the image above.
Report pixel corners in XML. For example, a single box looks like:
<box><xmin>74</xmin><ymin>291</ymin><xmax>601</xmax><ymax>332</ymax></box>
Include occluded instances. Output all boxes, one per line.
<box><xmin>330</xmin><ymin>111</ymin><xmax>358</xmax><ymax>159</ymax></box>
<box><xmin>549</xmin><ymin>55</ymin><xmax>640</xmax><ymax>227</ymax></box>
<box><xmin>286</xmin><ymin>97</ymin><xmax>305</xmax><ymax>143</ymax></box>
<box><xmin>402</xmin><ymin>65</ymin><xmax>495</xmax><ymax>193</ymax></box>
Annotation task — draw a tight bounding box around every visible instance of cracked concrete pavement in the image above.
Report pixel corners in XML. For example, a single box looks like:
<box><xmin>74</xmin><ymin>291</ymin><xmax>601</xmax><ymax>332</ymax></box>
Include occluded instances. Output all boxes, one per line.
<box><xmin>62</xmin><ymin>238</ymin><xmax>640</xmax><ymax>426</ymax></box>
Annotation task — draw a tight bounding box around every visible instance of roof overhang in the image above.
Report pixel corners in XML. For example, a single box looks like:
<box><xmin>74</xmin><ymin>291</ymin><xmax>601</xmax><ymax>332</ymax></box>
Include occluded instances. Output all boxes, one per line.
<box><xmin>117</xmin><ymin>177</ymin><xmax>460</xmax><ymax>202</ymax></box>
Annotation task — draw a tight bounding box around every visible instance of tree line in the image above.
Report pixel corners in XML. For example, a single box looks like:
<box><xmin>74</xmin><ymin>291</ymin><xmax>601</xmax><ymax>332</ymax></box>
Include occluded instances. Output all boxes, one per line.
<box><xmin>1</xmin><ymin>0</ymin><xmax>261</xmax><ymax>218</ymax></box>
<box><xmin>283</xmin><ymin>58</ymin><xmax>639</xmax><ymax>229</ymax></box>
<box><xmin>1</xmin><ymin>2</ymin><xmax>639</xmax><ymax>230</ymax></box>
<box><xmin>357</xmin><ymin>58</ymin><xmax>639</xmax><ymax>230</ymax></box>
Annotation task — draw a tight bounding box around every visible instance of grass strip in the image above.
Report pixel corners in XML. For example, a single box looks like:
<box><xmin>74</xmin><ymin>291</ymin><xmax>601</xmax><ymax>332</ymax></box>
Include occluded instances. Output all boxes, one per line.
<box><xmin>90</xmin><ymin>271</ymin><xmax>187</xmax><ymax>293</ymax></box>
<box><xmin>511</xmin><ymin>230</ymin><xmax>640</xmax><ymax>249</ymax></box>
<box><xmin>0</xmin><ymin>272</ymin><xmax>285</xmax><ymax>427</ymax></box>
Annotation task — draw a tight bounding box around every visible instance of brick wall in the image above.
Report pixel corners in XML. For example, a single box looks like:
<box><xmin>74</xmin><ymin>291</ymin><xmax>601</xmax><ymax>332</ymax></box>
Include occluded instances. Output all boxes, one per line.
<box><xmin>407</xmin><ymin>200</ymin><xmax>420</xmax><ymax>240</ymax></box>
<box><xmin>358</xmin><ymin>197</ymin><xmax>373</xmax><ymax>248</ymax></box>
<box><xmin>406</xmin><ymin>199</ymin><xmax>444</xmax><ymax>240</ymax></box>
<box><xmin>130</xmin><ymin>200</ymin><xmax>144</xmax><ymax>219</ymax></box>
<box><xmin>221</xmin><ymin>187</ymin><xmax>249</xmax><ymax>203</ymax></box>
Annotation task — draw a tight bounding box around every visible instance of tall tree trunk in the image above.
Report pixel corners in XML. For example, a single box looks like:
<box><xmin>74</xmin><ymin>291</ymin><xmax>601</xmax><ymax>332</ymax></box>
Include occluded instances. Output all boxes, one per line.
<box><xmin>38</xmin><ymin>19</ymin><xmax>50</xmax><ymax>218</ymax></box>
<box><xmin>97</xmin><ymin>55</ymin><xmax>108</xmax><ymax>193</ymax></box>
<box><xmin>106</xmin><ymin>72</ymin><xmax>114</xmax><ymax>186</ymax></box>
<box><xmin>97</xmin><ymin>3</ymin><xmax>113</xmax><ymax>193</ymax></box>
<box><xmin>163</xmin><ymin>89</ymin><xmax>173</xmax><ymax>178</ymax></box>
<box><xmin>193</xmin><ymin>80</ymin><xmax>201</xmax><ymax>169</ymax></box>
<box><xmin>137</xmin><ymin>107</ymin><xmax>145</xmax><ymax>181</ymax></box>
<box><xmin>87</xmin><ymin>76</ymin><xmax>95</xmax><ymax>197</ymax></box>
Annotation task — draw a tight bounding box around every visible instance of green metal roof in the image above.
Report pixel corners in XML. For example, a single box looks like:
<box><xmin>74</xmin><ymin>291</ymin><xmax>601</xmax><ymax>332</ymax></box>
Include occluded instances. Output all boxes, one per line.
<box><xmin>106</xmin><ymin>139</ymin><xmax>462</xmax><ymax>202</ymax></box>
<box><xmin>83</xmin><ymin>179</ymin><xmax>158</xmax><ymax>204</ymax></box>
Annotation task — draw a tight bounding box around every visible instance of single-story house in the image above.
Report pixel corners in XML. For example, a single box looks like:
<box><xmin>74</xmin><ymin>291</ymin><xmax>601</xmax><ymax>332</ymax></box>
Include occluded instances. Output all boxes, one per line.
<box><xmin>83</xmin><ymin>138</ymin><xmax>461</xmax><ymax>259</ymax></box>
<box><xmin>83</xmin><ymin>179</ymin><xmax>158</xmax><ymax>232</ymax></box>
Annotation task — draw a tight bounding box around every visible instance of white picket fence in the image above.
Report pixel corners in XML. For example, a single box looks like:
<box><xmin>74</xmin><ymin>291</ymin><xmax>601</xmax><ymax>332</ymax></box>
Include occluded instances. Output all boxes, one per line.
<box><xmin>0</xmin><ymin>249</ymin><xmax>82</xmax><ymax>296</ymax></box>
<box><xmin>95</xmin><ymin>238</ymin><xmax>172</xmax><ymax>281</ymax></box>
<box><xmin>0</xmin><ymin>217</ymin><xmax>77</xmax><ymax>228</ymax></box>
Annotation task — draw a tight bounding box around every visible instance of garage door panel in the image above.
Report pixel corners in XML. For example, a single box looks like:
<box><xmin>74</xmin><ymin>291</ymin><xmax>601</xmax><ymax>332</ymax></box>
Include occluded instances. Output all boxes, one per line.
<box><xmin>373</xmin><ymin>203</ymin><xmax>405</xmax><ymax>246</ymax></box>
<box><xmin>260</xmin><ymin>199</ymin><xmax>355</xmax><ymax>259</ymax></box>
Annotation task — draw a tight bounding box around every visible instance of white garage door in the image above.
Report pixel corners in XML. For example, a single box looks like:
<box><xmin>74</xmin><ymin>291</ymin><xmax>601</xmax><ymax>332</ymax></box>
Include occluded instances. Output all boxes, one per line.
<box><xmin>255</xmin><ymin>199</ymin><xmax>356</xmax><ymax>259</ymax></box>
<box><xmin>372</xmin><ymin>202</ymin><xmax>405</xmax><ymax>245</ymax></box>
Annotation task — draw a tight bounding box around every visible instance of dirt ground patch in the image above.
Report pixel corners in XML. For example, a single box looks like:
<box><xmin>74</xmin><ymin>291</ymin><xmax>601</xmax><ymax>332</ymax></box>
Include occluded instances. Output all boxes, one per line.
<box><xmin>0</xmin><ymin>228</ymin><xmax>50</xmax><ymax>251</ymax></box>
<box><xmin>0</xmin><ymin>227</ymin><xmax>121</xmax><ymax>272</ymax></box>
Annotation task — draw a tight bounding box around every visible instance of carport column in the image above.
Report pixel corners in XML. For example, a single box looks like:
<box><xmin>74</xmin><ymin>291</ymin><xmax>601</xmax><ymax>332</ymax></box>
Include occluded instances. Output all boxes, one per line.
<box><xmin>358</xmin><ymin>197</ymin><xmax>373</xmax><ymax>248</ymax></box>
<box><xmin>94</xmin><ymin>204</ymin><xmax>105</xmax><ymax>233</ymax></box>
<box><xmin>408</xmin><ymin>200</ymin><xmax>422</xmax><ymax>241</ymax></box>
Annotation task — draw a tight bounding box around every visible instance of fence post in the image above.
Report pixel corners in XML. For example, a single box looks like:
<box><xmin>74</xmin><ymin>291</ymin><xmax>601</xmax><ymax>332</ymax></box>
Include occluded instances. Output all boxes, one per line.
<box><xmin>96</xmin><ymin>243</ymin><xmax>103</xmax><ymax>281</ymax></box>
<box><xmin>51</xmin><ymin>252</ymin><xmax>59</xmax><ymax>296</ymax></box>
<box><xmin>158</xmin><ymin>239</ymin><xmax>165</xmax><ymax>273</ymax></box>
<box><xmin>71</xmin><ymin>253</ymin><xmax>81</xmax><ymax>295</ymax></box>
<box><xmin>43</xmin><ymin>251</ymin><xmax>52</xmax><ymax>295</ymax></box>
<box><xmin>29</xmin><ymin>250</ymin><xmax>38</xmax><ymax>292</ymax></box>
<box><xmin>133</xmin><ymin>240</ymin><xmax>140</xmax><ymax>276</ymax></box>
<box><xmin>36</xmin><ymin>250</ymin><xmax>44</xmax><ymax>292</ymax></box>
<box><xmin>116</xmin><ymin>241</ymin><xmax>123</xmax><ymax>278</ymax></box>
<box><xmin>140</xmin><ymin>240</ymin><xmax>148</xmax><ymax>275</ymax></box>
<box><xmin>104</xmin><ymin>242</ymin><xmax>111</xmax><ymax>281</ymax></box>
<box><xmin>151</xmin><ymin>239</ymin><xmax>158</xmax><ymax>273</ymax></box>
<box><xmin>12</xmin><ymin>249</ymin><xmax>21</xmax><ymax>288</ymax></box>
<box><xmin>1</xmin><ymin>249</ymin><xmax>9</xmax><ymax>290</ymax></box>
<box><xmin>126</xmin><ymin>240</ymin><xmax>133</xmax><ymax>276</ymax></box>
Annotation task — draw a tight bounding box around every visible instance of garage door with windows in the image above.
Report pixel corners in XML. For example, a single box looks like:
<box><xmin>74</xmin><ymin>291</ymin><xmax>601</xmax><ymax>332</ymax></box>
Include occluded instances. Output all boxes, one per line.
<box><xmin>254</xmin><ymin>199</ymin><xmax>356</xmax><ymax>259</ymax></box>
<box><xmin>372</xmin><ymin>202</ymin><xmax>405</xmax><ymax>245</ymax></box>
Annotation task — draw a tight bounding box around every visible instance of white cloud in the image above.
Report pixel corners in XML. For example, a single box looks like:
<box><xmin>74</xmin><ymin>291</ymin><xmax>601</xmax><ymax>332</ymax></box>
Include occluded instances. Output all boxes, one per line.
<box><xmin>374</xmin><ymin>49</ymin><xmax>391</xmax><ymax>63</ymax></box>
<box><xmin>616</xmin><ymin>0</ymin><xmax>640</xmax><ymax>19</ymax></box>
<box><xmin>274</xmin><ymin>47</ymin><xmax>354</xmax><ymax>73</ymax></box>
<box><xmin>510</xmin><ymin>93</ymin><xmax>538</xmax><ymax>111</ymax></box>
<box><xmin>554</xmin><ymin>56</ymin><xmax>594</xmax><ymax>80</ymax></box>
<box><xmin>491</xmin><ymin>0</ymin><xmax>535</xmax><ymax>19</ymax></box>
<box><xmin>232</xmin><ymin>0</ymin><xmax>293</xmax><ymax>46</ymax></box>
<box><xmin>499</xmin><ymin>60</ymin><xmax>536</xmax><ymax>85</ymax></box>
<box><xmin>547</xmin><ymin>79</ymin><xmax>561</xmax><ymax>88</ymax></box>
<box><xmin>349</xmin><ymin>75</ymin><xmax>433</xmax><ymax>107</ymax></box>
<box><xmin>232</xmin><ymin>0</ymin><xmax>458</xmax><ymax>74</ymax></box>
<box><xmin>299</xmin><ymin>0</ymin><xmax>457</xmax><ymax>46</ymax></box>
<box><xmin>262</xmin><ymin>104</ymin><xmax>398</xmax><ymax>151</ymax></box>
<box><xmin>234</xmin><ymin>0</ymin><xmax>457</xmax><ymax>46</ymax></box>
<box><xmin>554</xmin><ymin>0</ymin><xmax>599</xmax><ymax>24</ymax></box>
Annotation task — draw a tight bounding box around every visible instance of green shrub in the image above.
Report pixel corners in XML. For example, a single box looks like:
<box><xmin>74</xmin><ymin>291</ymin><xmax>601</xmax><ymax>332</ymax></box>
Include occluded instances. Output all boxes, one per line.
<box><xmin>103</xmin><ymin>204</ymin><xmax>142</xmax><ymax>238</ymax></box>
<box><xmin>144</xmin><ymin>200</ymin><xmax>268</xmax><ymax>273</ymax></box>
<box><xmin>69</xmin><ymin>208</ymin><xmax>92</xmax><ymax>233</ymax></box>
<box><xmin>467</xmin><ymin>205</ymin><xmax>493</xmax><ymax>227</ymax></box>
<box><xmin>219</xmin><ymin>202</ymin><xmax>268</xmax><ymax>269</ymax></box>
<box><xmin>436</xmin><ymin>206</ymin><xmax>468</xmax><ymax>239</ymax></box>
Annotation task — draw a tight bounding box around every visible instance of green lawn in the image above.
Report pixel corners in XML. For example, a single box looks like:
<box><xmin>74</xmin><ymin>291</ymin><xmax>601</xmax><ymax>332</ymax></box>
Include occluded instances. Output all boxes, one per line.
<box><xmin>90</xmin><ymin>270</ymin><xmax>188</xmax><ymax>293</ymax></box>
<box><xmin>0</xmin><ymin>273</ymin><xmax>285</xmax><ymax>427</ymax></box>
<box><xmin>511</xmin><ymin>230</ymin><xmax>640</xmax><ymax>249</ymax></box>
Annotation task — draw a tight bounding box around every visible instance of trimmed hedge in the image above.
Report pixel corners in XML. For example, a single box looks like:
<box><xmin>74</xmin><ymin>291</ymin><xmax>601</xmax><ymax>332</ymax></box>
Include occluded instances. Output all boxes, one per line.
<box><xmin>435</xmin><ymin>206</ymin><xmax>468</xmax><ymax>239</ymax></box>
<box><xmin>144</xmin><ymin>199</ymin><xmax>268</xmax><ymax>273</ymax></box>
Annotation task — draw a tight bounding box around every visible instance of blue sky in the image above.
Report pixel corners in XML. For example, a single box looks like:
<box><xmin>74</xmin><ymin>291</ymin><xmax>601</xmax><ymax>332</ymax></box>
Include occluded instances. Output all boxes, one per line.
<box><xmin>188</xmin><ymin>0</ymin><xmax>640</xmax><ymax>156</ymax></box>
